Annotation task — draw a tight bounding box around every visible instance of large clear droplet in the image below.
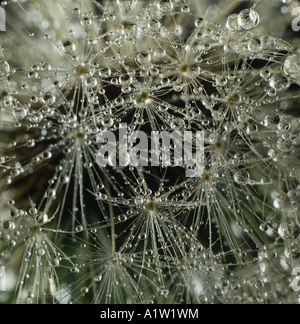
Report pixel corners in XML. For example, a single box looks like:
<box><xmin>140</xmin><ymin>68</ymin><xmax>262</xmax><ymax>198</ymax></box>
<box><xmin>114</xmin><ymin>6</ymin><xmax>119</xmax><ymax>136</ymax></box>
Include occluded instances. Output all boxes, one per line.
<box><xmin>0</xmin><ymin>60</ymin><xmax>10</xmax><ymax>77</ymax></box>
<box><xmin>63</xmin><ymin>41</ymin><xmax>76</xmax><ymax>54</ymax></box>
<box><xmin>278</xmin><ymin>219</ymin><xmax>300</xmax><ymax>240</ymax></box>
<box><xmin>284</xmin><ymin>54</ymin><xmax>300</xmax><ymax>80</ymax></box>
<box><xmin>237</xmin><ymin>9</ymin><xmax>260</xmax><ymax>30</ymax></box>
<box><xmin>157</xmin><ymin>1</ymin><xmax>173</xmax><ymax>13</ymax></box>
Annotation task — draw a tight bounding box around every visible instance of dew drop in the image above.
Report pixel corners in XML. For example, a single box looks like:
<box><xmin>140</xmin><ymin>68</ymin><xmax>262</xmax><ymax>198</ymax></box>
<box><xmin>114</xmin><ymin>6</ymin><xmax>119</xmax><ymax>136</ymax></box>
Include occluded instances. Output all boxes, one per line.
<box><xmin>63</xmin><ymin>41</ymin><xmax>76</xmax><ymax>54</ymax></box>
<box><xmin>137</xmin><ymin>51</ymin><xmax>151</xmax><ymax>65</ymax></box>
<box><xmin>237</xmin><ymin>9</ymin><xmax>260</xmax><ymax>30</ymax></box>
<box><xmin>37</xmin><ymin>248</ymin><xmax>46</xmax><ymax>256</ymax></box>
<box><xmin>181</xmin><ymin>5</ymin><xmax>190</xmax><ymax>13</ymax></box>
<box><xmin>248</xmin><ymin>37</ymin><xmax>263</xmax><ymax>53</ymax></box>
<box><xmin>0</xmin><ymin>60</ymin><xmax>10</xmax><ymax>77</ymax></box>
<box><xmin>157</xmin><ymin>1</ymin><xmax>173</xmax><ymax>13</ymax></box>
<box><xmin>42</xmin><ymin>93</ymin><xmax>56</xmax><ymax>106</ymax></box>
<box><xmin>80</xmin><ymin>16</ymin><xmax>92</xmax><ymax>27</ymax></box>
<box><xmin>154</xmin><ymin>48</ymin><xmax>166</xmax><ymax>59</ymax></box>
<box><xmin>226</xmin><ymin>14</ymin><xmax>241</xmax><ymax>31</ymax></box>
<box><xmin>13</xmin><ymin>106</ymin><xmax>28</xmax><ymax>120</ymax></box>
<box><xmin>94</xmin><ymin>275</ymin><xmax>103</xmax><ymax>282</ymax></box>
<box><xmin>234</xmin><ymin>170</ymin><xmax>250</xmax><ymax>185</ymax></box>
<box><xmin>283</xmin><ymin>54</ymin><xmax>300</xmax><ymax>79</ymax></box>
<box><xmin>278</xmin><ymin>219</ymin><xmax>300</xmax><ymax>240</ymax></box>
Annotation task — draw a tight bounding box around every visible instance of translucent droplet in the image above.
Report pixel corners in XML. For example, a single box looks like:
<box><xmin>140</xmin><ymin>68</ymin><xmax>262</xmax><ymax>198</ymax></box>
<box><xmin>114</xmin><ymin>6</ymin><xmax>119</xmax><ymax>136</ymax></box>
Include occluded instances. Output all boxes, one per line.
<box><xmin>260</xmin><ymin>68</ymin><xmax>271</xmax><ymax>80</ymax></box>
<box><xmin>51</xmin><ymin>258</ymin><xmax>60</xmax><ymax>267</ymax></box>
<box><xmin>0</xmin><ymin>60</ymin><xmax>10</xmax><ymax>77</ymax></box>
<box><xmin>158</xmin><ymin>287</ymin><xmax>169</xmax><ymax>298</ymax></box>
<box><xmin>137</xmin><ymin>51</ymin><xmax>151</xmax><ymax>65</ymax></box>
<box><xmin>264</xmin><ymin>114</ymin><xmax>280</xmax><ymax>127</ymax></box>
<box><xmin>226</xmin><ymin>14</ymin><xmax>241</xmax><ymax>31</ymax></box>
<box><xmin>48</xmin><ymin>189</ymin><xmax>56</xmax><ymax>198</ymax></box>
<box><xmin>13</xmin><ymin>106</ymin><xmax>28</xmax><ymax>120</ymax></box>
<box><xmin>37</xmin><ymin>248</ymin><xmax>45</xmax><ymax>256</ymax></box>
<box><xmin>2</xmin><ymin>220</ymin><xmax>15</xmax><ymax>230</ymax></box>
<box><xmin>260</xmin><ymin>224</ymin><xmax>268</xmax><ymax>232</ymax></box>
<box><xmin>277</xmin><ymin>138</ymin><xmax>293</xmax><ymax>152</ymax></box>
<box><xmin>75</xmin><ymin>225</ymin><xmax>83</xmax><ymax>232</ymax></box>
<box><xmin>134</xmin><ymin>196</ymin><xmax>144</xmax><ymax>205</ymax></box>
<box><xmin>284</xmin><ymin>54</ymin><xmax>300</xmax><ymax>79</ymax></box>
<box><xmin>269</xmin><ymin>74</ymin><xmax>290</xmax><ymax>91</ymax></box>
<box><xmin>70</xmin><ymin>266</ymin><xmax>79</xmax><ymax>273</ymax></box>
<box><xmin>154</xmin><ymin>48</ymin><xmax>166</xmax><ymax>59</ymax></box>
<box><xmin>278</xmin><ymin>219</ymin><xmax>300</xmax><ymax>240</ymax></box>
<box><xmin>195</xmin><ymin>18</ymin><xmax>204</xmax><ymax>28</ymax></box>
<box><xmin>94</xmin><ymin>275</ymin><xmax>103</xmax><ymax>282</ymax></box>
<box><xmin>157</xmin><ymin>1</ymin><xmax>173</xmax><ymax>13</ymax></box>
<box><xmin>42</xmin><ymin>93</ymin><xmax>56</xmax><ymax>106</ymax></box>
<box><xmin>234</xmin><ymin>170</ymin><xmax>250</xmax><ymax>185</ymax></box>
<box><xmin>26</xmin><ymin>139</ymin><xmax>36</xmax><ymax>148</ymax></box>
<box><xmin>215</xmin><ymin>76</ymin><xmax>227</xmax><ymax>87</ymax></box>
<box><xmin>63</xmin><ymin>41</ymin><xmax>76</xmax><ymax>54</ymax></box>
<box><xmin>118</xmin><ymin>214</ymin><xmax>128</xmax><ymax>222</ymax></box>
<box><xmin>181</xmin><ymin>5</ymin><xmax>190</xmax><ymax>13</ymax></box>
<box><xmin>248</xmin><ymin>38</ymin><xmax>263</xmax><ymax>53</ymax></box>
<box><xmin>85</xmin><ymin>77</ymin><xmax>98</xmax><ymax>88</ymax></box>
<box><xmin>80</xmin><ymin>16</ymin><xmax>92</xmax><ymax>27</ymax></box>
<box><xmin>138</xmin><ymin>233</ymin><xmax>147</xmax><ymax>240</ymax></box>
<box><xmin>237</xmin><ymin>9</ymin><xmax>260</xmax><ymax>30</ymax></box>
<box><xmin>28</xmin><ymin>71</ymin><xmax>39</xmax><ymax>79</ymax></box>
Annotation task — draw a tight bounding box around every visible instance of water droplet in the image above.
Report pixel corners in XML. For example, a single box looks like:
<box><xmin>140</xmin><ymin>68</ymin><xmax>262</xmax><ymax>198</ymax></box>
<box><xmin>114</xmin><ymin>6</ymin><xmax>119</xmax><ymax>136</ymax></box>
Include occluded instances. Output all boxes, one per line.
<box><xmin>134</xmin><ymin>196</ymin><xmax>145</xmax><ymax>205</ymax></box>
<box><xmin>269</xmin><ymin>74</ymin><xmax>290</xmax><ymax>91</ymax></box>
<box><xmin>85</xmin><ymin>77</ymin><xmax>98</xmax><ymax>88</ymax></box>
<box><xmin>277</xmin><ymin>138</ymin><xmax>293</xmax><ymax>152</ymax></box>
<box><xmin>260</xmin><ymin>68</ymin><xmax>271</xmax><ymax>80</ymax></box>
<box><xmin>284</xmin><ymin>54</ymin><xmax>300</xmax><ymax>79</ymax></box>
<box><xmin>63</xmin><ymin>41</ymin><xmax>76</xmax><ymax>54</ymax></box>
<box><xmin>37</xmin><ymin>248</ymin><xmax>45</xmax><ymax>256</ymax></box>
<box><xmin>157</xmin><ymin>1</ymin><xmax>173</xmax><ymax>13</ymax></box>
<box><xmin>70</xmin><ymin>266</ymin><xmax>79</xmax><ymax>273</ymax></box>
<box><xmin>158</xmin><ymin>287</ymin><xmax>169</xmax><ymax>298</ymax></box>
<box><xmin>234</xmin><ymin>170</ymin><xmax>250</xmax><ymax>185</ymax></box>
<box><xmin>42</xmin><ymin>93</ymin><xmax>56</xmax><ymax>106</ymax></box>
<box><xmin>76</xmin><ymin>225</ymin><xmax>83</xmax><ymax>232</ymax></box>
<box><xmin>2</xmin><ymin>220</ymin><xmax>15</xmax><ymax>230</ymax></box>
<box><xmin>181</xmin><ymin>5</ymin><xmax>190</xmax><ymax>13</ymax></box>
<box><xmin>94</xmin><ymin>275</ymin><xmax>103</xmax><ymax>282</ymax></box>
<box><xmin>51</xmin><ymin>258</ymin><xmax>60</xmax><ymax>267</ymax></box>
<box><xmin>226</xmin><ymin>14</ymin><xmax>241</xmax><ymax>31</ymax></box>
<box><xmin>0</xmin><ymin>60</ymin><xmax>10</xmax><ymax>77</ymax></box>
<box><xmin>154</xmin><ymin>48</ymin><xmax>166</xmax><ymax>59</ymax></box>
<box><xmin>248</xmin><ymin>37</ymin><xmax>263</xmax><ymax>53</ymax></box>
<box><xmin>138</xmin><ymin>233</ymin><xmax>147</xmax><ymax>240</ymax></box>
<box><xmin>13</xmin><ymin>106</ymin><xmax>28</xmax><ymax>120</ymax></box>
<box><xmin>26</xmin><ymin>139</ymin><xmax>36</xmax><ymax>148</ymax></box>
<box><xmin>237</xmin><ymin>9</ymin><xmax>260</xmax><ymax>30</ymax></box>
<box><xmin>118</xmin><ymin>214</ymin><xmax>128</xmax><ymax>222</ymax></box>
<box><xmin>137</xmin><ymin>51</ymin><xmax>151</xmax><ymax>65</ymax></box>
<box><xmin>215</xmin><ymin>76</ymin><xmax>227</xmax><ymax>87</ymax></box>
<box><xmin>28</xmin><ymin>71</ymin><xmax>39</xmax><ymax>79</ymax></box>
<box><xmin>80</xmin><ymin>16</ymin><xmax>92</xmax><ymax>27</ymax></box>
<box><xmin>278</xmin><ymin>219</ymin><xmax>299</xmax><ymax>240</ymax></box>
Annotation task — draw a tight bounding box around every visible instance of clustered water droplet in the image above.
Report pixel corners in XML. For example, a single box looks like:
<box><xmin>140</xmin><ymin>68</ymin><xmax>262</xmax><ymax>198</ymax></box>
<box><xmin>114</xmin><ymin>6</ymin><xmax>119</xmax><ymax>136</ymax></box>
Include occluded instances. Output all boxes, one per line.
<box><xmin>0</xmin><ymin>0</ymin><xmax>299</xmax><ymax>305</ymax></box>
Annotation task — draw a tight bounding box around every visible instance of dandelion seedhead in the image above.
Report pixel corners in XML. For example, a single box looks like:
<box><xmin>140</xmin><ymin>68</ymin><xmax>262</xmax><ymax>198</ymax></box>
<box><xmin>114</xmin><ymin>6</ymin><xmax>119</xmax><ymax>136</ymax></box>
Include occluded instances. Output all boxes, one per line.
<box><xmin>0</xmin><ymin>0</ymin><xmax>300</xmax><ymax>304</ymax></box>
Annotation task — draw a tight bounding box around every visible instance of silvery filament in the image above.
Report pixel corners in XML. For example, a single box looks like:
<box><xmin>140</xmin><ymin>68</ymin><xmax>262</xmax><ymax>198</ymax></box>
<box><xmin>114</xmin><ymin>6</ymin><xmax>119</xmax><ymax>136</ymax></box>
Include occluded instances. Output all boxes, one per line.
<box><xmin>0</xmin><ymin>0</ymin><xmax>299</xmax><ymax>304</ymax></box>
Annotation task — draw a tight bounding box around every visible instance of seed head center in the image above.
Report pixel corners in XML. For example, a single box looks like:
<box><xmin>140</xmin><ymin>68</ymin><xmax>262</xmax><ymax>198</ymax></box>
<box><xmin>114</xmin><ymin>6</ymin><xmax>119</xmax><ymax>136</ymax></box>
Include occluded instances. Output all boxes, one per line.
<box><xmin>180</xmin><ymin>64</ymin><xmax>190</xmax><ymax>74</ymax></box>
<box><xmin>76</xmin><ymin>131</ymin><xmax>85</xmax><ymax>141</ymax></box>
<box><xmin>146</xmin><ymin>201</ymin><xmax>156</xmax><ymax>211</ymax></box>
